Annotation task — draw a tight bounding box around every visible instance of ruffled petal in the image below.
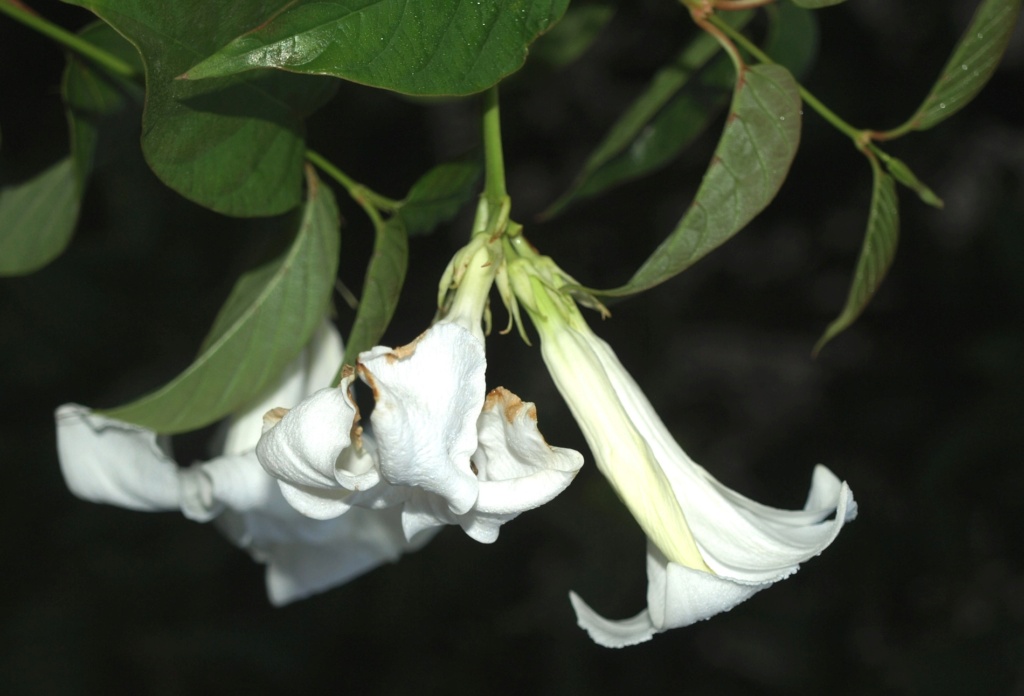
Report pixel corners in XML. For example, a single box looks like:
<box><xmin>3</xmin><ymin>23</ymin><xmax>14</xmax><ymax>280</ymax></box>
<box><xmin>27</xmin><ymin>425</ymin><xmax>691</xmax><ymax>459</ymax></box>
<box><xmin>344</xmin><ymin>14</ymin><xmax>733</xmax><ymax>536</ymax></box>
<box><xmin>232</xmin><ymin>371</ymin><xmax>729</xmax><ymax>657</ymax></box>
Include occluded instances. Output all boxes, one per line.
<box><xmin>466</xmin><ymin>387</ymin><xmax>583</xmax><ymax>541</ymax></box>
<box><xmin>255</xmin><ymin>383</ymin><xmax>365</xmax><ymax>520</ymax></box>
<box><xmin>222</xmin><ymin>321</ymin><xmax>343</xmax><ymax>456</ymax></box>
<box><xmin>55</xmin><ymin>403</ymin><xmax>180</xmax><ymax>511</ymax></box>
<box><xmin>358</xmin><ymin>322</ymin><xmax>485</xmax><ymax>515</ymax></box>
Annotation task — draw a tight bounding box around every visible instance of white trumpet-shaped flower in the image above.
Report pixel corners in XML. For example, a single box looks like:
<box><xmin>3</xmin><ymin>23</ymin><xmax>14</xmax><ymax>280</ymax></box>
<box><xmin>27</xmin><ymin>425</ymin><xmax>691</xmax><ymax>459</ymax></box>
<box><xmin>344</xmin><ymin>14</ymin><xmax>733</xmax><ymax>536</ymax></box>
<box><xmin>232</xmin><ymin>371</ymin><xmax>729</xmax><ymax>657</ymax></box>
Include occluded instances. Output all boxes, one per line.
<box><xmin>257</xmin><ymin>236</ymin><xmax>583</xmax><ymax>542</ymax></box>
<box><xmin>56</xmin><ymin>323</ymin><xmax>431</xmax><ymax>605</ymax></box>
<box><xmin>508</xmin><ymin>248</ymin><xmax>857</xmax><ymax>647</ymax></box>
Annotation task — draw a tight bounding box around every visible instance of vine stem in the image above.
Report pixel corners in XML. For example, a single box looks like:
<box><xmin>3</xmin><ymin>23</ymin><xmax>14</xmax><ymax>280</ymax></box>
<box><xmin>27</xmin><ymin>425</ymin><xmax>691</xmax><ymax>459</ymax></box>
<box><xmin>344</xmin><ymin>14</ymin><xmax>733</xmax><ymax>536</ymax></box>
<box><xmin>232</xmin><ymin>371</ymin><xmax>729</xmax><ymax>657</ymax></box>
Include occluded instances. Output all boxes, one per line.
<box><xmin>708</xmin><ymin>11</ymin><xmax>867</xmax><ymax>144</ymax></box>
<box><xmin>481</xmin><ymin>86</ymin><xmax>508</xmax><ymax>207</ymax></box>
<box><xmin>0</xmin><ymin>0</ymin><xmax>136</xmax><ymax>77</ymax></box>
<box><xmin>305</xmin><ymin>149</ymin><xmax>396</xmax><ymax>229</ymax></box>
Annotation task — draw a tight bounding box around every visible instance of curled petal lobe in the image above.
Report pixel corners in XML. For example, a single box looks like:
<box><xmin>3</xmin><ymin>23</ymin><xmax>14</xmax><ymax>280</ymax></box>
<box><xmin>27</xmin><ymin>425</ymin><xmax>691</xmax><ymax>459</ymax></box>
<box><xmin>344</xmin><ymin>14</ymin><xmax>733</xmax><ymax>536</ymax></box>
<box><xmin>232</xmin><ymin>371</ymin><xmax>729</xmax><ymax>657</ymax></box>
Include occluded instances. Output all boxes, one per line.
<box><xmin>571</xmin><ymin>465</ymin><xmax>855</xmax><ymax>647</ymax></box>
<box><xmin>358</xmin><ymin>322</ymin><xmax>486</xmax><ymax>515</ymax></box>
<box><xmin>56</xmin><ymin>403</ymin><xmax>181</xmax><ymax>511</ymax></box>
<box><xmin>397</xmin><ymin>387</ymin><xmax>583</xmax><ymax>544</ymax></box>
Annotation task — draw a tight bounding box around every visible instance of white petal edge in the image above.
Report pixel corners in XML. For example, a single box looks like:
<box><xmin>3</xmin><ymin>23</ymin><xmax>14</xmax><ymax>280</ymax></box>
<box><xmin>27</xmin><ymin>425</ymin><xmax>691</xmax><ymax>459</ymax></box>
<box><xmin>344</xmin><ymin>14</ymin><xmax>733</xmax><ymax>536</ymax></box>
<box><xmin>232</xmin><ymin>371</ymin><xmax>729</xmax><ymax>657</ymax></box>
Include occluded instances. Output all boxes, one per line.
<box><xmin>55</xmin><ymin>403</ymin><xmax>181</xmax><ymax>511</ymax></box>
<box><xmin>358</xmin><ymin>322</ymin><xmax>485</xmax><ymax>515</ymax></box>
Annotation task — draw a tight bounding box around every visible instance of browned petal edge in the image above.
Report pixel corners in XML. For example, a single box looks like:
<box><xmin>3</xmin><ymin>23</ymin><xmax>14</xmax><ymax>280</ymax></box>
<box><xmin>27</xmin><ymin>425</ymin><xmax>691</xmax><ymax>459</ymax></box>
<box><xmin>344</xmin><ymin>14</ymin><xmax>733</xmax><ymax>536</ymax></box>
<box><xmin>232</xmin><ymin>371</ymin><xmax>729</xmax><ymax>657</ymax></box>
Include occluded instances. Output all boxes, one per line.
<box><xmin>355</xmin><ymin>362</ymin><xmax>379</xmax><ymax>402</ymax></box>
<box><xmin>261</xmin><ymin>406</ymin><xmax>289</xmax><ymax>431</ymax></box>
<box><xmin>484</xmin><ymin>386</ymin><xmax>538</xmax><ymax>424</ymax></box>
<box><xmin>343</xmin><ymin>376</ymin><xmax>365</xmax><ymax>450</ymax></box>
<box><xmin>386</xmin><ymin>329</ymin><xmax>427</xmax><ymax>363</ymax></box>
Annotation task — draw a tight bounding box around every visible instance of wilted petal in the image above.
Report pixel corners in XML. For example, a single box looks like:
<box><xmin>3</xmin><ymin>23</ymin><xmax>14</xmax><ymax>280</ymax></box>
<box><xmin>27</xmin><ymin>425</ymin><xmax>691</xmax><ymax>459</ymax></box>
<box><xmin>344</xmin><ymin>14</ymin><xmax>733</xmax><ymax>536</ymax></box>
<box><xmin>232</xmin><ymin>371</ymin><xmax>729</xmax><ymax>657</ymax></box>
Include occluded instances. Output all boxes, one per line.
<box><xmin>395</xmin><ymin>387</ymin><xmax>583</xmax><ymax>543</ymax></box>
<box><xmin>221</xmin><ymin>322</ymin><xmax>343</xmax><ymax>456</ymax></box>
<box><xmin>465</xmin><ymin>387</ymin><xmax>583</xmax><ymax>541</ymax></box>
<box><xmin>56</xmin><ymin>403</ymin><xmax>180</xmax><ymax>511</ymax></box>
<box><xmin>358</xmin><ymin>322</ymin><xmax>485</xmax><ymax>516</ymax></box>
<box><xmin>256</xmin><ymin>376</ymin><xmax>388</xmax><ymax>520</ymax></box>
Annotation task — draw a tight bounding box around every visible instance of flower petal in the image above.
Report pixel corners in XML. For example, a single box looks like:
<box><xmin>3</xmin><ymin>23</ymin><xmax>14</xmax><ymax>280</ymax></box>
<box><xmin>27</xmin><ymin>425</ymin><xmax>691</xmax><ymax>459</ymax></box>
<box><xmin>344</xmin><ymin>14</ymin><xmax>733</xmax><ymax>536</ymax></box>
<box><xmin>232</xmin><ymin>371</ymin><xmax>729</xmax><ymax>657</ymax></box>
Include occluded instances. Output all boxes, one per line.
<box><xmin>569</xmin><ymin>541</ymin><xmax>765</xmax><ymax>648</ymax></box>
<box><xmin>358</xmin><ymin>322</ymin><xmax>485</xmax><ymax>515</ymax></box>
<box><xmin>222</xmin><ymin>321</ymin><xmax>343</xmax><ymax>456</ymax></box>
<box><xmin>55</xmin><ymin>403</ymin><xmax>181</xmax><ymax>511</ymax></box>
<box><xmin>466</xmin><ymin>387</ymin><xmax>583</xmax><ymax>541</ymax></box>
<box><xmin>256</xmin><ymin>506</ymin><xmax>436</xmax><ymax>606</ymax></box>
<box><xmin>255</xmin><ymin>383</ymin><xmax>368</xmax><ymax>520</ymax></box>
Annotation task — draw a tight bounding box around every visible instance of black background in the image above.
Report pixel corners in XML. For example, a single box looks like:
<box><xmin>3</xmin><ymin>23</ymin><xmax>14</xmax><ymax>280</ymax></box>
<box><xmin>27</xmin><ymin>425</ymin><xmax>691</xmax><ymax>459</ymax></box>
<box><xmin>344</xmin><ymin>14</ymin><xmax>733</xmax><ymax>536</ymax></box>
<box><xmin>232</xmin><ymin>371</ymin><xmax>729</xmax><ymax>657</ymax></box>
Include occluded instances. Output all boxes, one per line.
<box><xmin>2</xmin><ymin>1</ymin><xmax>1022</xmax><ymax>693</ymax></box>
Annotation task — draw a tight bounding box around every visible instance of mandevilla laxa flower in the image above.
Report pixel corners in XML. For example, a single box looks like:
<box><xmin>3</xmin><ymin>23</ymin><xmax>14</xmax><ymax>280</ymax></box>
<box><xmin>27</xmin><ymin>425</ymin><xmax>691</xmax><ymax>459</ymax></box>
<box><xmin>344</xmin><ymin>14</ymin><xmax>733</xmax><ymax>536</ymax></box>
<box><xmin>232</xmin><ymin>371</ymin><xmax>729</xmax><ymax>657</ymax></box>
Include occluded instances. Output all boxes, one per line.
<box><xmin>505</xmin><ymin>238</ymin><xmax>857</xmax><ymax>648</ymax></box>
<box><xmin>56</xmin><ymin>323</ymin><xmax>429</xmax><ymax>605</ymax></box>
<box><xmin>255</xmin><ymin>231</ymin><xmax>583</xmax><ymax>545</ymax></box>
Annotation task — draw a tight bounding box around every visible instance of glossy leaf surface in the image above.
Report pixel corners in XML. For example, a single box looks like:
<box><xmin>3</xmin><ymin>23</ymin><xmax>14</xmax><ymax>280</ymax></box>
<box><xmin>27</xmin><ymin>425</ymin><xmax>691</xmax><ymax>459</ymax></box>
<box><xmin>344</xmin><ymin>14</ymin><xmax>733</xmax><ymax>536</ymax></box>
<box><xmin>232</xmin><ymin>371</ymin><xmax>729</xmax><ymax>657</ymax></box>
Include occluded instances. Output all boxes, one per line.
<box><xmin>814</xmin><ymin>158</ymin><xmax>899</xmax><ymax>355</ymax></box>
<box><xmin>596</xmin><ymin>64</ymin><xmax>802</xmax><ymax>296</ymax></box>
<box><xmin>100</xmin><ymin>167</ymin><xmax>341</xmax><ymax>433</ymax></box>
<box><xmin>183</xmin><ymin>0</ymin><xmax>570</xmax><ymax>96</ymax></box>
<box><xmin>68</xmin><ymin>0</ymin><xmax>337</xmax><ymax>216</ymax></box>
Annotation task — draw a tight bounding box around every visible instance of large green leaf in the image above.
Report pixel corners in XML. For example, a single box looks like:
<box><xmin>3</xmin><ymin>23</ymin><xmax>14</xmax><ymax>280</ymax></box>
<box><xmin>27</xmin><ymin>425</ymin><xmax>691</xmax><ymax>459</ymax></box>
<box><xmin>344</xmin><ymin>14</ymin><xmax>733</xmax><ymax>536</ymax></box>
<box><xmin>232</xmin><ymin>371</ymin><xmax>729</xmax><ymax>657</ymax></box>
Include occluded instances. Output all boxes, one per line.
<box><xmin>182</xmin><ymin>0</ymin><xmax>569</xmax><ymax>96</ymax></box>
<box><xmin>594</xmin><ymin>63</ymin><xmax>802</xmax><ymax>296</ymax></box>
<box><xmin>814</xmin><ymin>158</ymin><xmax>899</xmax><ymax>355</ymax></box>
<box><xmin>342</xmin><ymin>157</ymin><xmax>481</xmax><ymax>363</ymax></box>
<box><xmin>62</xmin><ymin>21</ymin><xmax>143</xmax><ymax>194</ymax></box>
<box><xmin>0</xmin><ymin>158</ymin><xmax>79</xmax><ymax>276</ymax></box>
<box><xmin>542</xmin><ymin>13</ymin><xmax>752</xmax><ymax>218</ymax></box>
<box><xmin>887</xmin><ymin>0</ymin><xmax>1021</xmax><ymax>134</ymax></box>
<box><xmin>66</xmin><ymin>0</ymin><xmax>337</xmax><ymax>216</ymax></box>
<box><xmin>100</xmin><ymin>166</ymin><xmax>341</xmax><ymax>433</ymax></box>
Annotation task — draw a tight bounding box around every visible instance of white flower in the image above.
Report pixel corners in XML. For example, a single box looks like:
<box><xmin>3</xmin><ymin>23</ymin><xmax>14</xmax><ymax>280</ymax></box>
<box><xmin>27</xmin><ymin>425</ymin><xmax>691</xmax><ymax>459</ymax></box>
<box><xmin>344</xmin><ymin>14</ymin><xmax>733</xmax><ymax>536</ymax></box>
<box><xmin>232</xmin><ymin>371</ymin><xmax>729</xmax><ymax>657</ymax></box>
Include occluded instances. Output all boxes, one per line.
<box><xmin>256</xmin><ymin>235</ymin><xmax>583</xmax><ymax>542</ymax></box>
<box><xmin>508</xmin><ymin>250</ymin><xmax>857</xmax><ymax>647</ymax></box>
<box><xmin>56</xmin><ymin>323</ymin><xmax>430</xmax><ymax>605</ymax></box>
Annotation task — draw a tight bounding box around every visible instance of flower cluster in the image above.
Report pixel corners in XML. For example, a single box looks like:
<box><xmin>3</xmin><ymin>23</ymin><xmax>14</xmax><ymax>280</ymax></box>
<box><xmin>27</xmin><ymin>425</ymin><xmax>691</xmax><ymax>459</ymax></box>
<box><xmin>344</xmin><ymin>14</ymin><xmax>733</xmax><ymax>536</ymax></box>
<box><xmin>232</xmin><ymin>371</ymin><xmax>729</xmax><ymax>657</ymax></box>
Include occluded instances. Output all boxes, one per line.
<box><xmin>56</xmin><ymin>226</ymin><xmax>856</xmax><ymax>648</ymax></box>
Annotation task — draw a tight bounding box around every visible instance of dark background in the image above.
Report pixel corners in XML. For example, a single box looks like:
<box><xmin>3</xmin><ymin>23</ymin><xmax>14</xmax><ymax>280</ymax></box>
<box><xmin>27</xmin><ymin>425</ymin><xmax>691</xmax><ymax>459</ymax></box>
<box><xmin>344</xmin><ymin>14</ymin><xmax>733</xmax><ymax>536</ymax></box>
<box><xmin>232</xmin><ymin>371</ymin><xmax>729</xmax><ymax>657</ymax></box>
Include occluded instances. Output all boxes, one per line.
<box><xmin>2</xmin><ymin>1</ymin><xmax>1022</xmax><ymax>693</ymax></box>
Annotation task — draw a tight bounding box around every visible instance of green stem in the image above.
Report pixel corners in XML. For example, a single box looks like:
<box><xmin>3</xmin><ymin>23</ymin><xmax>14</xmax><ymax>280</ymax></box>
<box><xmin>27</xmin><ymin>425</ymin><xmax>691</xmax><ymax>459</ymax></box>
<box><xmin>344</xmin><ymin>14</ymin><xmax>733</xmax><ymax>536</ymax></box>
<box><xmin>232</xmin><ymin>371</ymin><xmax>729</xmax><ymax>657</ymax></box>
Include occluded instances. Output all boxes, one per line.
<box><xmin>305</xmin><ymin>149</ymin><xmax>399</xmax><ymax>227</ymax></box>
<box><xmin>0</xmin><ymin>1</ymin><xmax>136</xmax><ymax>77</ymax></box>
<box><xmin>709</xmin><ymin>12</ymin><xmax>864</xmax><ymax>143</ymax></box>
<box><xmin>481</xmin><ymin>86</ymin><xmax>508</xmax><ymax>206</ymax></box>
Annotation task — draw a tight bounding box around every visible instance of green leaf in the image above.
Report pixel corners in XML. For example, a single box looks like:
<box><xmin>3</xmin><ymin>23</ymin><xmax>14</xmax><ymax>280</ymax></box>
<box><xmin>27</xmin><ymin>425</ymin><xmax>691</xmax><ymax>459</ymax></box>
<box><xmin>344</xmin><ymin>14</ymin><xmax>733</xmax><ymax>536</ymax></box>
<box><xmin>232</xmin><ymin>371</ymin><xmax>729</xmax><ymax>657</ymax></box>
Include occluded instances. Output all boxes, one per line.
<box><xmin>790</xmin><ymin>0</ymin><xmax>847</xmax><ymax>8</ymax></box>
<box><xmin>343</xmin><ymin>218</ymin><xmax>409</xmax><ymax>365</ymax></box>
<box><xmin>62</xmin><ymin>21</ymin><xmax>144</xmax><ymax>195</ymax></box>
<box><xmin>183</xmin><ymin>0</ymin><xmax>570</xmax><ymax>96</ymax></box>
<box><xmin>99</xmin><ymin>166</ymin><xmax>341</xmax><ymax>433</ymax></box>
<box><xmin>764</xmin><ymin>1</ymin><xmax>819</xmax><ymax>79</ymax></box>
<box><xmin>0</xmin><ymin>158</ymin><xmax>79</xmax><ymax>276</ymax></box>
<box><xmin>814</xmin><ymin>158</ymin><xmax>899</xmax><ymax>355</ymax></box>
<box><xmin>67</xmin><ymin>0</ymin><xmax>337</xmax><ymax>216</ymax></box>
<box><xmin>530</xmin><ymin>2</ymin><xmax>614</xmax><ymax>69</ymax></box>
<box><xmin>890</xmin><ymin>0</ymin><xmax>1022</xmax><ymax>133</ymax></box>
<box><xmin>341</xmin><ymin>157</ymin><xmax>480</xmax><ymax>362</ymax></box>
<box><xmin>543</xmin><ymin>13</ymin><xmax>753</xmax><ymax>218</ymax></box>
<box><xmin>399</xmin><ymin>157</ymin><xmax>481</xmax><ymax>236</ymax></box>
<box><xmin>594</xmin><ymin>63</ymin><xmax>802</xmax><ymax>296</ymax></box>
